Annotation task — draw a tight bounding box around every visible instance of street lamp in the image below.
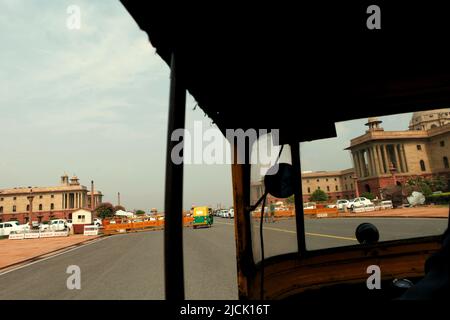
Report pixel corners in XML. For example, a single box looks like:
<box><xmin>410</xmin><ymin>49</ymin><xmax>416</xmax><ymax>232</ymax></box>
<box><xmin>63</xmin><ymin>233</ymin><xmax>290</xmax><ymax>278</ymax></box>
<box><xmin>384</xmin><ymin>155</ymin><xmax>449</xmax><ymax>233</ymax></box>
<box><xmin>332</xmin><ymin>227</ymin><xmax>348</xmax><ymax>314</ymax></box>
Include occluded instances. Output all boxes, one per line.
<box><xmin>27</xmin><ymin>189</ymin><xmax>34</xmax><ymax>229</ymax></box>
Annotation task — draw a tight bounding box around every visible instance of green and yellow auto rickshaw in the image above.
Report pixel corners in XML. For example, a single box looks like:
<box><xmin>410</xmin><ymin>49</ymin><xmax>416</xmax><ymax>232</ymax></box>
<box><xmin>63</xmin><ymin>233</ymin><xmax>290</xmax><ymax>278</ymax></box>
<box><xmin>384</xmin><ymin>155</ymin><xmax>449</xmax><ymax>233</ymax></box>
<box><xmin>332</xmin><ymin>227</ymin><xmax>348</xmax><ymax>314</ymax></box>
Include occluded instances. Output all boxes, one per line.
<box><xmin>192</xmin><ymin>206</ymin><xmax>213</xmax><ymax>229</ymax></box>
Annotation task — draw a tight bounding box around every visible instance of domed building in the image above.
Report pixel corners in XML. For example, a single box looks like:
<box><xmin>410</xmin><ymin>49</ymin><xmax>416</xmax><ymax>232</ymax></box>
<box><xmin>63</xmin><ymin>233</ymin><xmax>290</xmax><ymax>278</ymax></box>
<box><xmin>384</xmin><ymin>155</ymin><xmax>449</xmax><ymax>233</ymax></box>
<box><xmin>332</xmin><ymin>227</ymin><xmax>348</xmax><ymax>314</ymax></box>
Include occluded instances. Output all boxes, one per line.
<box><xmin>409</xmin><ymin>108</ymin><xmax>450</xmax><ymax>131</ymax></box>
<box><xmin>347</xmin><ymin>108</ymin><xmax>450</xmax><ymax>197</ymax></box>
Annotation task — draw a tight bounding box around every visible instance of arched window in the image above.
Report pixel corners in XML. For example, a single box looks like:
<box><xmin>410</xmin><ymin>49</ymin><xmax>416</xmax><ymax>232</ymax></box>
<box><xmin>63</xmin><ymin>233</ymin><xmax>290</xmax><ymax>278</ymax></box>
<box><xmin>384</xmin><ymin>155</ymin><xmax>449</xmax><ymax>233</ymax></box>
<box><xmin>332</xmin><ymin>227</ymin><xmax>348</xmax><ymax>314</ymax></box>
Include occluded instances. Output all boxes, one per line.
<box><xmin>444</xmin><ymin>156</ymin><xmax>449</xmax><ymax>169</ymax></box>
<box><xmin>307</xmin><ymin>187</ymin><xmax>310</xmax><ymax>193</ymax></box>
<box><xmin>26</xmin><ymin>205</ymin><xmax>30</xmax><ymax>211</ymax></box>
<box><xmin>420</xmin><ymin>160</ymin><xmax>426</xmax><ymax>171</ymax></box>
<box><xmin>0</xmin><ymin>206</ymin><xmax>3</xmax><ymax>213</ymax></box>
<box><xmin>51</xmin><ymin>203</ymin><xmax>54</xmax><ymax>210</ymax></box>
<box><xmin>12</xmin><ymin>205</ymin><xmax>16</xmax><ymax>212</ymax></box>
<box><xmin>39</xmin><ymin>204</ymin><xmax>43</xmax><ymax>211</ymax></box>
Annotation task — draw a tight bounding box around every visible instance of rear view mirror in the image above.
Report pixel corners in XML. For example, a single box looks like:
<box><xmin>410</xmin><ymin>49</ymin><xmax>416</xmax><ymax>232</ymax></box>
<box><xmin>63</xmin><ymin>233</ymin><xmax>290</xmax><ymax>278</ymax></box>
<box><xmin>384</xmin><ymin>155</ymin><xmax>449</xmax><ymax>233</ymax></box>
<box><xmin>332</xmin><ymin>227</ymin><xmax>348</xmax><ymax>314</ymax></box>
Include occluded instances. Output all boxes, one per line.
<box><xmin>264</xmin><ymin>163</ymin><xmax>296</xmax><ymax>199</ymax></box>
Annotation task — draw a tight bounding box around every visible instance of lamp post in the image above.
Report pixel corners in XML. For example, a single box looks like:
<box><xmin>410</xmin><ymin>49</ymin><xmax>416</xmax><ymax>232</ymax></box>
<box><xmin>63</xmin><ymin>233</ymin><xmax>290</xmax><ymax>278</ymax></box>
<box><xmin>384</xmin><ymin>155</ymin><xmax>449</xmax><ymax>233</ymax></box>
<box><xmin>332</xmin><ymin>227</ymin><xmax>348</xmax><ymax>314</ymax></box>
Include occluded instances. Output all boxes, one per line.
<box><xmin>27</xmin><ymin>189</ymin><xmax>34</xmax><ymax>228</ymax></box>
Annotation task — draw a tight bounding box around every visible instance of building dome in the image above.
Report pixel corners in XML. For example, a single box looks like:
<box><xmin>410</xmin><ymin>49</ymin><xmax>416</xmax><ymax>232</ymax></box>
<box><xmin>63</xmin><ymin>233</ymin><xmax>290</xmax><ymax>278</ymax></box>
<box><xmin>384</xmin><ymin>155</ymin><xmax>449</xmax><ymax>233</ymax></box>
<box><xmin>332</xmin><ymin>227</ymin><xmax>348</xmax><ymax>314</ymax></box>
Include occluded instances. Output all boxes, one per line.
<box><xmin>409</xmin><ymin>108</ymin><xmax>450</xmax><ymax>130</ymax></box>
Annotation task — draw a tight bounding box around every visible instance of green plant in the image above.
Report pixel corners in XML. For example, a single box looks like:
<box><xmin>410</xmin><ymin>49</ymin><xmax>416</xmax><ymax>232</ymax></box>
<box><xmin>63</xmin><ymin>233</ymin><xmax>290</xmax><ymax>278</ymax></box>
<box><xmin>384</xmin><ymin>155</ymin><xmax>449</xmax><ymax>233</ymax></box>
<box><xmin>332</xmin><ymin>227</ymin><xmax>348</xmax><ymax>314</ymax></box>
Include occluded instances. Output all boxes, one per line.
<box><xmin>361</xmin><ymin>192</ymin><xmax>375</xmax><ymax>200</ymax></box>
<box><xmin>135</xmin><ymin>210</ymin><xmax>146</xmax><ymax>215</ymax></box>
<box><xmin>285</xmin><ymin>195</ymin><xmax>295</xmax><ymax>204</ymax></box>
<box><xmin>95</xmin><ymin>202</ymin><xmax>115</xmax><ymax>219</ymax></box>
<box><xmin>309</xmin><ymin>189</ymin><xmax>328</xmax><ymax>202</ymax></box>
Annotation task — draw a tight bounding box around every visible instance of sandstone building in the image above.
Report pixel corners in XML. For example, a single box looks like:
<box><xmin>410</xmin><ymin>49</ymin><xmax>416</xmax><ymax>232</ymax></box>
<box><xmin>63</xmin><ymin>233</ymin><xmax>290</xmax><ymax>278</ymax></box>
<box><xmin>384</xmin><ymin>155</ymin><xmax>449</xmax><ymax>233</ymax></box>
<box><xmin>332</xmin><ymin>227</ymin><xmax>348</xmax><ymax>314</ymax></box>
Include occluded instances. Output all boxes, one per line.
<box><xmin>0</xmin><ymin>174</ymin><xmax>103</xmax><ymax>223</ymax></box>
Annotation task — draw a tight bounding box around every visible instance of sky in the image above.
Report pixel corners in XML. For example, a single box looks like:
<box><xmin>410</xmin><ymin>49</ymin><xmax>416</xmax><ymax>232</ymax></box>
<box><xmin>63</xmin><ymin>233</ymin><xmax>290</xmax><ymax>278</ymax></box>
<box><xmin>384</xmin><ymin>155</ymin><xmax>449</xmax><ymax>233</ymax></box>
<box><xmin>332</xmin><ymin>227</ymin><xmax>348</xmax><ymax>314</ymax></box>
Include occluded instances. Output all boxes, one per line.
<box><xmin>0</xmin><ymin>0</ymin><xmax>415</xmax><ymax>211</ymax></box>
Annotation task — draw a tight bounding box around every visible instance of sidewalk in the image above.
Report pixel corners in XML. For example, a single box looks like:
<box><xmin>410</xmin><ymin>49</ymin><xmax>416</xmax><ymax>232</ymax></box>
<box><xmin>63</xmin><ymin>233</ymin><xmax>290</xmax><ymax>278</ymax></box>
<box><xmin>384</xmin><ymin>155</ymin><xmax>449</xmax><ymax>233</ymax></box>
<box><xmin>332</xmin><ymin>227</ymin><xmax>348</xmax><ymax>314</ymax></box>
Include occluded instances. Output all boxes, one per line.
<box><xmin>339</xmin><ymin>206</ymin><xmax>449</xmax><ymax>218</ymax></box>
<box><xmin>0</xmin><ymin>235</ymin><xmax>101</xmax><ymax>270</ymax></box>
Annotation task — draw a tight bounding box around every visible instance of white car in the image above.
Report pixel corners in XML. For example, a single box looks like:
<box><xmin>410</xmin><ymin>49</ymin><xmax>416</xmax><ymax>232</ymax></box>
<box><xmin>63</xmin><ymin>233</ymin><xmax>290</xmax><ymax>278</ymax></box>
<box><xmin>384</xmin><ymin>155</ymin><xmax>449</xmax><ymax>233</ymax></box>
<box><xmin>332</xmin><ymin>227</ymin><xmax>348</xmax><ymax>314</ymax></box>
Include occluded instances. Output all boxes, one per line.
<box><xmin>304</xmin><ymin>202</ymin><xmax>316</xmax><ymax>209</ymax></box>
<box><xmin>0</xmin><ymin>221</ymin><xmax>25</xmax><ymax>236</ymax></box>
<box><xmin>347</xmin><ymin>197</ymin><xmax>373</xmax><ymax>210</ymax></box>
<box><xmin>228</xmin><ymin>208</ymin><xmax>234</xmax><ymax>218</ymax></box>
<box><xmin>336</xmin><ymin>199</ymin><xmax>350</xmax><ymax>210</ymax></box>
<box><xmin>40</xmin><ymin>219</ymin><xmax>68</xmax><ymax>231</ymax></box>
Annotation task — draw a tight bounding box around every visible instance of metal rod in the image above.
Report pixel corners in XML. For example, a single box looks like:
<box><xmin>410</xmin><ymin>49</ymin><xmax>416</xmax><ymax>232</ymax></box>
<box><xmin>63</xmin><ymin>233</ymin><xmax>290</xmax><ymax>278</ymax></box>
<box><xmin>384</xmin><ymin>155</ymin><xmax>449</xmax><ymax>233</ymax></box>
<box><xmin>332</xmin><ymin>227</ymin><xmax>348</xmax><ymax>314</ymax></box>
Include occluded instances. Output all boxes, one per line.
<box><xmin>164</xmin><ymin>51</ymin><xmax>186</xmax><ymax>300</ymax></box>
<box><xmin>290</xmin><ymin>142</ymin><xmax>307</xmax><ymax>254</ymax></box>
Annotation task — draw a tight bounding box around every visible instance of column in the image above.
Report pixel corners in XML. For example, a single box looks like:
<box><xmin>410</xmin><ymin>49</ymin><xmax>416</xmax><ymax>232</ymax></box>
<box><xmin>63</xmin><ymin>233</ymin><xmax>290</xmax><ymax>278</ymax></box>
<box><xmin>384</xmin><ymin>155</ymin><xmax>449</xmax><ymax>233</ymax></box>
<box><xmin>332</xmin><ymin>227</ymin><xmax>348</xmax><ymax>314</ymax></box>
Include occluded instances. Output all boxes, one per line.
<box><xmin>367</xmin><ymin>149</ymin><xmax>374</xmax><ymax>176</ymax></box>
<box><xmin>367</xmin><ymin>149</ymin><xmax>372</xmax><ymax>176</ymax></box>
<box><xmin>356</xmin><ymin>152</ymin><xmax>363</xmax><ymax>177</ymax></box>
<box><xmin>375</xmin><ymin>145</ymin><xmax>384</xmax><ymax>174</ymax></box>
<box><xmin>400</xmin><ymin>144</ymin><xmax>408</xmax><ymax>173</ymax></box>
<box><xmin>381</xmin><ymin>145</ymin><xmax>386</xmax><ymax>173</ymax></box>
<box><xmin>393</xmin><ymin>144</ymin><xmax>401</xmax><ymax>172</ymax></box>
<box><xmin>383</xmin><ymin>144</ymin><xmax>391</xmax><ymax>173</ymax></box>
<box><xmin>370</xmin><ymin>147</ymin><xmax>378</xmax><ymax>176</ymax></box>
<box><xmin>359</xmin><ymin>150</ymin><xmax>366</xmax><ymax>177</ymax></box>
<box><xmin>353</xmin><ymin>152</ymin><xmax>361</xmax><ymax>177</ymax></box>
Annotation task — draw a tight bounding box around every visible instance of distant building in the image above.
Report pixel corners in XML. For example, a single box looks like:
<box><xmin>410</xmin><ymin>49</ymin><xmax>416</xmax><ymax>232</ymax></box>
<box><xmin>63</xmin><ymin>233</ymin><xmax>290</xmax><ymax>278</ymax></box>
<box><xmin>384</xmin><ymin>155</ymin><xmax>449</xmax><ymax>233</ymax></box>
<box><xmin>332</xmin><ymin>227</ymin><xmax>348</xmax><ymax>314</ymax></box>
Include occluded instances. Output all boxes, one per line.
<box><xmin>0</xmin><ymin>174</ymin><xmax>102</xmax><ymax>224</ymax></box>
<box><xmin>251</xmin><ymin>108</ymin><xmax>450</xmax><ymax>203</ymax></box>
<box><xmin>251</xmin><ymin>168</ymin><xmax>356</xmax><ymax>203</ymax></box>
<box><xmin>301</xmin><ymin>168</ymin><xmax>356</xmax><ymax>202</ymax></box>
<box><xmin>347</xmin><ymin>108</ymin><xmax>450</xmax><ymax>197</ymax></box>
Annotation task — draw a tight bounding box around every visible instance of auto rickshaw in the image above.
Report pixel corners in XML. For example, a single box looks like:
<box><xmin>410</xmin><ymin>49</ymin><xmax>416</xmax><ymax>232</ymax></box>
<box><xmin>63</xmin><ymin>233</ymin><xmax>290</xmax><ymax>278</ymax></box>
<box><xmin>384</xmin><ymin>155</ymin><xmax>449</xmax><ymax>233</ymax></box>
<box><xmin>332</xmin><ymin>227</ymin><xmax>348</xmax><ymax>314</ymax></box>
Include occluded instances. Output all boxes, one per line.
<box><xmin>192</xmin><ymin>206</ymin><xmax>213</xmax><ymax>229</ymax></box>
<box><xmin>120</xmin><ymin>2</ymin><xmax>450</xmax><ymax>300</ymax></box>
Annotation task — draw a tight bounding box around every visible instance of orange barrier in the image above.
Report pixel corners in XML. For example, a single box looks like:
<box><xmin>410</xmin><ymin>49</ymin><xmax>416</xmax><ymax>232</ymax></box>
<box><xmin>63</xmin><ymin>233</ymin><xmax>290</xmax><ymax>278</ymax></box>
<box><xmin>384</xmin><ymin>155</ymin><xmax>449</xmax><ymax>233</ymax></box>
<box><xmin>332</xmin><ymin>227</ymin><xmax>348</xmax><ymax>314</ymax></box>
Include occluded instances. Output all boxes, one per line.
<box><xmin>252</xmin><ymin>210</ymin><xmax>295</xmax><ymax>218</ymax></box>
<box><xmin>104</xmin><ymin>216</ymin><xmax>194</xmax><ymax>233</ymax></box>
<box><xmin>304</xmin><ymin>208</ymin><xmax>338</xmax><ymax>215</ymax></box>
<box><xmin>252</xmin><ymin>208</ymin><xmax>338</xmax><ymax>218</ymax></box>
<box><xmin>104</xmin><ymin>220</ymin><xmax>163</xmax><ymax>232</ymax></box>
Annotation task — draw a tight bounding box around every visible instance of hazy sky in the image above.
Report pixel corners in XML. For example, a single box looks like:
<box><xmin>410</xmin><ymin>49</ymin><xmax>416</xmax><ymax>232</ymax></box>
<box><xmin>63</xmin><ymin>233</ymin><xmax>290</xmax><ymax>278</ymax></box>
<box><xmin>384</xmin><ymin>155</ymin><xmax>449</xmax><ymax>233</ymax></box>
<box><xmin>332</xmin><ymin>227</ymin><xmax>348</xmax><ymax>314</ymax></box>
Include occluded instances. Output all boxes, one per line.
<box><xmin>0</xmin><ymin>0</ymin><xmax>414</xmax><ymax>211</ymax></box>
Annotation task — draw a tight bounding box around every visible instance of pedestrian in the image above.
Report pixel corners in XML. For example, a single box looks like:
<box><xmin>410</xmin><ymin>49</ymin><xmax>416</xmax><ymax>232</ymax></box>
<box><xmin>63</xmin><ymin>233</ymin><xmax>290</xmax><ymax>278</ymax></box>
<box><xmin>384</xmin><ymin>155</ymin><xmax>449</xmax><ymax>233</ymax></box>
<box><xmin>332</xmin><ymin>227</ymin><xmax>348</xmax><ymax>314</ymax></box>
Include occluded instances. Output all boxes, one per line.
<box><xmin>264</xmin><ymin>205</ymin><xmax>269</xmax><ymax>223</ymax></box>
<box><xmin>269</xmin><ymin>200</ymin><xmax>276</xmax><ymax>223</ymax></box>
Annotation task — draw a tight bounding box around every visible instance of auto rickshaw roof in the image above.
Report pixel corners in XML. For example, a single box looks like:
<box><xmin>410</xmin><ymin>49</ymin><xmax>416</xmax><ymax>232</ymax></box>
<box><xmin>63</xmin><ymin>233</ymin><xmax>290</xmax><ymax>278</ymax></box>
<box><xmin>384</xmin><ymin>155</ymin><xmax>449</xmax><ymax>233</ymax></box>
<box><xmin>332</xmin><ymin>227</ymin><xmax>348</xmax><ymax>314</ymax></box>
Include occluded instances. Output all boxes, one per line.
<box><xmin>120</xmin><ymin>2</ymin><xmax>450</xmax><ymax>144</ymax></box>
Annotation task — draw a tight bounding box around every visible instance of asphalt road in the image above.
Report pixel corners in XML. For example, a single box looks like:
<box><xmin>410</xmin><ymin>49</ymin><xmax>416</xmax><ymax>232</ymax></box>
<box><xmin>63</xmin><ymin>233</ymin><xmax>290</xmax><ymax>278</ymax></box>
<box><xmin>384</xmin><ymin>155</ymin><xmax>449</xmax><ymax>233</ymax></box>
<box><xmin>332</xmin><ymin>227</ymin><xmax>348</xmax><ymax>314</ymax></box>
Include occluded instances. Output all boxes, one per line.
<box><xmin>0</xmin><ymin>217</ymin><xmax>447</xmax><ymax>300</ymax></box>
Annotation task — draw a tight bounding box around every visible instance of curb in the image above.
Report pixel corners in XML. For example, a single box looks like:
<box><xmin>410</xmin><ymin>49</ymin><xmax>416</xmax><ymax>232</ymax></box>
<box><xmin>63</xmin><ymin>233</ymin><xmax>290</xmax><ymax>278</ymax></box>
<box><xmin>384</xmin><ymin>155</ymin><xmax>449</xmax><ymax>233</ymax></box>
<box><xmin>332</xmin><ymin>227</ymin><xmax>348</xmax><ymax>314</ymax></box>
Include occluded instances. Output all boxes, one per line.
<box><xmin>0</xmin><ymin>234</ymin><xmax>108</xmax><ymax>274</ymax></box>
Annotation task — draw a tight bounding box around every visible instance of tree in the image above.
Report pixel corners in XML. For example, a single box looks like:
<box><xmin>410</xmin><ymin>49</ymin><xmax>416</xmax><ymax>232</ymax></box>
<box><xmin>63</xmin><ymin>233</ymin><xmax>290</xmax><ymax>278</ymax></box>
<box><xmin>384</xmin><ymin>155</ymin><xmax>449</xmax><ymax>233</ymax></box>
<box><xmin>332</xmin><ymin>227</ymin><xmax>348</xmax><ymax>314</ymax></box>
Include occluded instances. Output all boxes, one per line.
<box><xmin>285</xmin><ymin>195</ymin><xmax>295</xmax><ymax>204</ymax></box>
<box><xmin>309</xmin><ymin>189</ymin><xmax>328</xmax><ymax>202</ymax></box>
<box><xmin>95</xmin><ymin>202</ymin><xmax>114</xmax><ymax>219</ymax></box>
<box><xmin>406</xmin><ymin>177</ymin><xmax>433</xmax><ymax>197</ymax></box>
<box><xmin>135</xmin><ymin>210</ymin><xmax>146</xmax><ymax>215</ymax></box>
<box><xmin>361</xmin><ymin>192</ymin><xmax>375</xmax><ymax>200</ymax></box>
<box><xmin>113</xmin><ymin>205</ymin><xmax>126</xmax><ymax>213</ymax></box>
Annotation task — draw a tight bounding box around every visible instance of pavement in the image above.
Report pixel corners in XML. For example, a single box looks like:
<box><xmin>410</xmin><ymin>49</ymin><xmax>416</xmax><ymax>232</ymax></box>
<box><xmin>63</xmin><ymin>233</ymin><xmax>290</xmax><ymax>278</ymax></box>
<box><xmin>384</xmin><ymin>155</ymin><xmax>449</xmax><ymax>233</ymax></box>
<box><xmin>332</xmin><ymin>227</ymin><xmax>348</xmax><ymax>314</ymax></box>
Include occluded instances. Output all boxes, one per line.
<box><xmin>0</xmin><ymin>235</ymin><xmax>101</xmax><ymax>270</ymax></box>
<box><xmin>338</xmin><ymin>206</ymin><xmax>449</xmax><ymax>218</ymax></box>
<box><xmin>0</xmin><ymin>216</ymin><xmax>447</xmax><ymax>300</ymax></box>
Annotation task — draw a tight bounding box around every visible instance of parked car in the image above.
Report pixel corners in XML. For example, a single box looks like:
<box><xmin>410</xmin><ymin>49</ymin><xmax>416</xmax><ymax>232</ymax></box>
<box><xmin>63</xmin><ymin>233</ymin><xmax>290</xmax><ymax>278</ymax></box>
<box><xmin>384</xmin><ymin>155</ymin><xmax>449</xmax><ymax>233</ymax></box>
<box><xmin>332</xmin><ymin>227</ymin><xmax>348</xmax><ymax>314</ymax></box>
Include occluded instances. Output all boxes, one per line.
<box><xmin>347</xmin><ymin>197</ymin><xmax>373</xmax><ymax>210</ymax></box>
<box><xmin>336</xmin><ymin>199</ymin><xmax>350</xmax><ymax>210</ymax></box>
<box><xmin>304</xmin><ymin>202</ymin><xmax>316</xmax><ymax>209</ymax></box>
<box><xmin>0</xmin><ymin>221</ymin><xmax>25</xmax><ymax>236</ymax></box>
<box><xmin>228</xmin><ymin>208</ymin><xmax>234</xmax><ymax>218</ymax></box>
<box><xmin>40</xmin><ymin>219</ymin><xmax>68</xmax><ymax>231</ymax></box>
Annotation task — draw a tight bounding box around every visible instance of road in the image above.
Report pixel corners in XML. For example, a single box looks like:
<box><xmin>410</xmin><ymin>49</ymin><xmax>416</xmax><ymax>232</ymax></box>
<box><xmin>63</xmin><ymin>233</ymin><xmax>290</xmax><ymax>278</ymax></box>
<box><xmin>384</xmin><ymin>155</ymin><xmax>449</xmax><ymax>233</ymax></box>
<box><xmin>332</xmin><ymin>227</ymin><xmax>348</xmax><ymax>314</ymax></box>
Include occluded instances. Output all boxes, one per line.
<box><xmin>0</xmin><ymin>217</ymin><xmax>447</xmax><ymax>300</ymax></box>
